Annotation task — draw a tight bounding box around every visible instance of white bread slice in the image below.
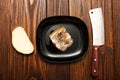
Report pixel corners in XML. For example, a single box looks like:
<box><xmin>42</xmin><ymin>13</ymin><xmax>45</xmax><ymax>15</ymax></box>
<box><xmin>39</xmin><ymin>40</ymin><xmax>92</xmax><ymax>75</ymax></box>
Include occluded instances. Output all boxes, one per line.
<box><xmin>49</xmin><ymin>26</ymin><xmax>73</xmax><ymax>51</ymax></box>
<box><xmin>12</xmin><ymin>27</ymin><xmax>34</xmax><ymax>54</ymax></box>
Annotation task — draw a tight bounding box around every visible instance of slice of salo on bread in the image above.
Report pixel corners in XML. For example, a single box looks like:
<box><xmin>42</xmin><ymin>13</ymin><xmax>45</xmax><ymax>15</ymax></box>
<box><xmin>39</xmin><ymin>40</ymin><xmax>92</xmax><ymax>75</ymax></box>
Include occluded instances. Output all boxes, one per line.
<box><xmin>12</xmin><ymin>27</ymin><xmax>34</xmax><ymax>54</ymax></box>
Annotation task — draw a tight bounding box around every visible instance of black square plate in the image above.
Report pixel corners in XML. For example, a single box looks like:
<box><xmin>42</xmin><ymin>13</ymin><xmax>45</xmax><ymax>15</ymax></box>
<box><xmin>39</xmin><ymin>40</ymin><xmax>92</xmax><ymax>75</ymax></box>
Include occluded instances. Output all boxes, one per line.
<box><xmin>36</xmin><ymin>16</ymin><xmax>89</xmax><ymax>63</ymax></box>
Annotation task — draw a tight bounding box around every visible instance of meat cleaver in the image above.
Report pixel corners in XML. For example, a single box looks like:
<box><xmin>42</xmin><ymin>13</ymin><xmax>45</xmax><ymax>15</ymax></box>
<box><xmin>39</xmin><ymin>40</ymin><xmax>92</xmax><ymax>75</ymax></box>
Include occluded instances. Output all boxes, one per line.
<box><xmin>89</xmin><ymin>8</ymin><xmax>105</xmax><ymax>77</ymax></box>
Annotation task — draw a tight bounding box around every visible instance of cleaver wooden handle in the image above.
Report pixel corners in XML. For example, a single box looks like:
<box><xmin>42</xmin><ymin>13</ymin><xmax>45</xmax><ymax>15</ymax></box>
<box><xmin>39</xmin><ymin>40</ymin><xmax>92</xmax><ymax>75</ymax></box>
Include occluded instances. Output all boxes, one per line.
<box><xmin>92</xmin><ymin>46</ymin><xmax>99</xmax><ymax>77</ymax></box>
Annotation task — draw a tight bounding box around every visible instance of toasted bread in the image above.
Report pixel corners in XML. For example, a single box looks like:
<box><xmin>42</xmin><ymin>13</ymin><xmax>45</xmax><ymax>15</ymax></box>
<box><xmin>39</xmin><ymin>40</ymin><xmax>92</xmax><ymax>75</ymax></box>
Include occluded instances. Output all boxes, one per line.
<box><xmin>49</xmin><ymin>26</ymin><xmax>73</xmax><ymax>51</ymax></box>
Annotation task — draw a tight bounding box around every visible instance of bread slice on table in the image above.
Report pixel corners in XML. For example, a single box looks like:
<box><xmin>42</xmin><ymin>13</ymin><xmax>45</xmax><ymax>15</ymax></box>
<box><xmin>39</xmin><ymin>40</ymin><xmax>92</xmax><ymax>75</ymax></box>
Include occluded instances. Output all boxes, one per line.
<box><xmin>49</xmin><ymin>26</ymin><xmax>73</xmax><ymax>51</ymax></box>
<box><xmin>12</xmin><ymin>27</ymin><xmax>34</xmax><ymax>54</ymax></box>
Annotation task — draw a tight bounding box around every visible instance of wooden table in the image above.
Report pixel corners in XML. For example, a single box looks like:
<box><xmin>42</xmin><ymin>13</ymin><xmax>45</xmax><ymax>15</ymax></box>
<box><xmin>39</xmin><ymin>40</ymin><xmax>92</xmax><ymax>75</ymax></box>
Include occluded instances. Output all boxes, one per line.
<box><xmin>0</xmin><ymin>0</ymin><xmax>120</xmax><ymax>80</ymax></box>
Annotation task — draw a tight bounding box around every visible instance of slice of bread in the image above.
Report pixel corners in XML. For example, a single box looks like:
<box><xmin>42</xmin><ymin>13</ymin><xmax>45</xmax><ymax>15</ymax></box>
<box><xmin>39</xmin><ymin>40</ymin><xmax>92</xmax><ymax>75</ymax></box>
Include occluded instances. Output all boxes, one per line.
<box><xmin>12</xmin><ymin>27</ymin><xmax>34</xmax><ymax>54</ymax></box>
<box><xmin>49</xmin><ymin>26</ymin><xmax>73</xmax><ymax>51</ymax></box>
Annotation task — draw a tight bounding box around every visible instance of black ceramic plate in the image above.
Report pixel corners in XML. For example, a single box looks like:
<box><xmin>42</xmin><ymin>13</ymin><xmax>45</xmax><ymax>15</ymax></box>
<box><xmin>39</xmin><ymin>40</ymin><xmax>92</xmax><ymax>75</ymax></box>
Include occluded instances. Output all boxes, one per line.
<box><xmin>36</xmin><ymin>16</ymin><xmax>89</xmax><ymax>63</ymax></box>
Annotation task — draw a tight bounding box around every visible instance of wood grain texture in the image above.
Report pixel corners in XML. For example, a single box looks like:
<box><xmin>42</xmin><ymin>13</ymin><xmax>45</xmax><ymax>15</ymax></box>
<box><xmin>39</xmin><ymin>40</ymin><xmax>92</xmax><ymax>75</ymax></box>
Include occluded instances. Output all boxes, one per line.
<box><xmin>0</xmin><ymin>1</ymin><xmax>10</xmax><ymax>80</ymax></box>
<box><xmin>113</xmin><ymin>0</ymin><xmax>120</xmax><ymax>80</ymax></box>
<box><xmin>0</xmin><ymin>0</ymin><xmax>119</xmax><ymax>80</ymax></box>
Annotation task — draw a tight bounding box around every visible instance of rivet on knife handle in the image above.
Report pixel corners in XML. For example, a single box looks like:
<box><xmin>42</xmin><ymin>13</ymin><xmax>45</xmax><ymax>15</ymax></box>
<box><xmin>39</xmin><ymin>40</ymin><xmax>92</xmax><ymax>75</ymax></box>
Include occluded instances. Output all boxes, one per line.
<box><xmin>92</xmin><ymin>46</ymin><xmax>99</xmax><ymax>76</ymax></box>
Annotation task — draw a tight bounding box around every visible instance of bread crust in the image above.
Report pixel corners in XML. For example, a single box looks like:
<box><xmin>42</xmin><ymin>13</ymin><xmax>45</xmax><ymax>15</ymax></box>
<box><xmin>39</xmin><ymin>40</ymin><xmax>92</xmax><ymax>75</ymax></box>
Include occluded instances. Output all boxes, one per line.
<box><xmin>49</xmin><ymin>26</ymin><xmax>65</xmax><ymax>39</ymax></box>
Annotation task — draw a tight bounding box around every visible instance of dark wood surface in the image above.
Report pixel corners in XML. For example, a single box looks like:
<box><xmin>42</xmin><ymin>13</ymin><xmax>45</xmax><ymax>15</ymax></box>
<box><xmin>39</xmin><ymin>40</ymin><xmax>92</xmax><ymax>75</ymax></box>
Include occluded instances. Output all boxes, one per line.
<box><xmin>0</xmin><ymin>0</ymin><xmax>119</xmax><ymax>80</ymax></box>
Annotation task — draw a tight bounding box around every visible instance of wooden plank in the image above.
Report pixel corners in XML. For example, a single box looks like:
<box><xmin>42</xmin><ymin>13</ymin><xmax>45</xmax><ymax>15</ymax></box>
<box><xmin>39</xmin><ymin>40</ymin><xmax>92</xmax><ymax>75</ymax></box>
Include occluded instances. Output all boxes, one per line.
<box><xmin>56</xmin><ymin>64</ymin><xmax>70</xmax><ymax>80</ymax></box>
<box><xmin>8</xmin><ymin>0</ymin><xmax>47</xmax><ymax>80</ymax></box>
<box><xmin>102</xmin><ymin>0</ymin><xmax>114</xmax><ymax>80</ymax></box>
<box><xmin>69</xmin><ymin>0</ymin><xmax>92</xmax><ymax>80</ymax></box>
<box><xmin>0</xmin><ymin>0</ymin><xmax>11</xmax><ymax>80</ymax></box>
<box><xmin>0</xmin><ymin>1</ymin><xmax>10</xmax><ymax>80</ymax></box>
<box><xmin>46</xmin><ymin>0</ymin><xmax>70</xmax><ymax>80</ymax></box>
<box><xmin>113</xmin><ymin>0</ymin><xmax>120</xmax><ymax>80</ymax></box>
